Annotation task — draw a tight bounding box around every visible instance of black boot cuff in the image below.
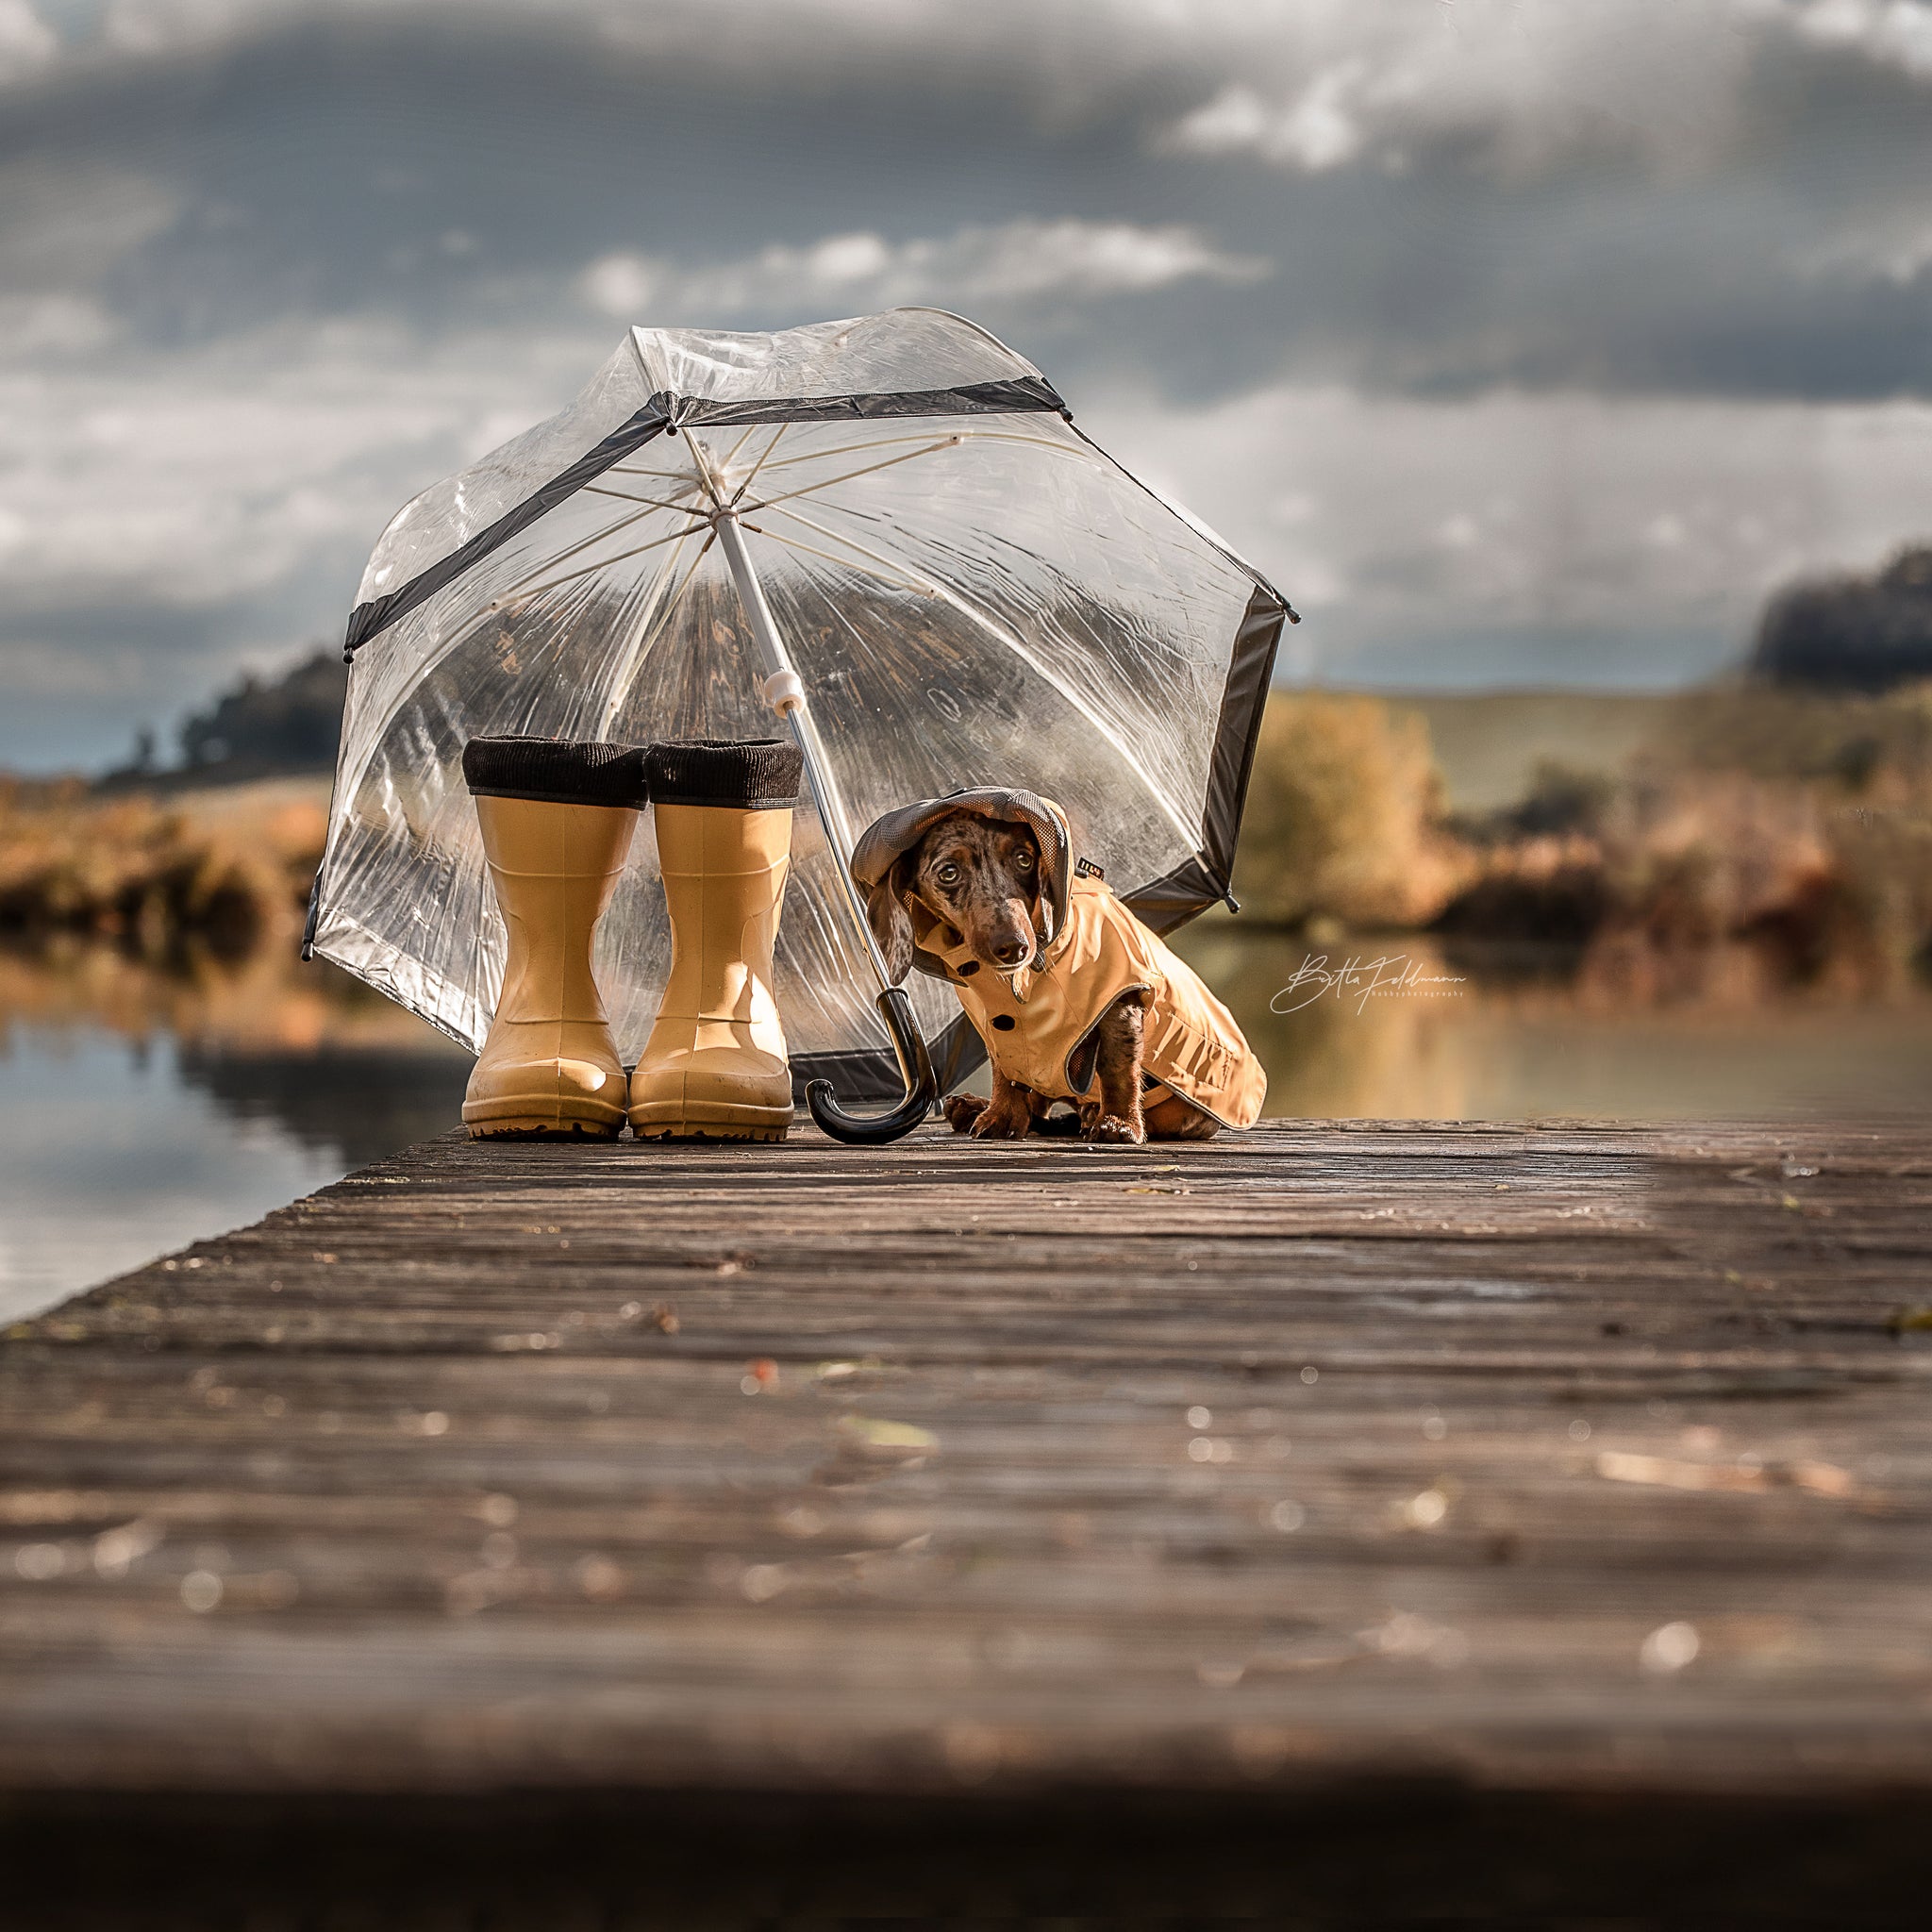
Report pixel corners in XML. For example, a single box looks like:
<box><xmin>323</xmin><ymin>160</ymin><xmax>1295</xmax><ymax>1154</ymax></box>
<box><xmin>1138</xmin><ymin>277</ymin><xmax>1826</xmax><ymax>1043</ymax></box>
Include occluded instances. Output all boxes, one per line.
<box><xmin>461</xmin><ymin>737</ymin><xmax>649</xmax><ymax>808</ymax></box>
<box><xmin>645</xmin><ymin>739</ymin><xmax>804</xmax><ymax>810</ymax></box>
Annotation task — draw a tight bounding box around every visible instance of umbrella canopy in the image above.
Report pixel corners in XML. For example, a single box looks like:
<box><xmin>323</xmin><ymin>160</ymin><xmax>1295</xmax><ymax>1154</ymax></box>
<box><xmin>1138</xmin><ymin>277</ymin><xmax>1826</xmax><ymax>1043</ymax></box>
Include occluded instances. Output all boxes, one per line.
<box><xmin>309</xmin><ymin>308</ymin><xmax>1293</xmax><ymax>1097</ymax></box>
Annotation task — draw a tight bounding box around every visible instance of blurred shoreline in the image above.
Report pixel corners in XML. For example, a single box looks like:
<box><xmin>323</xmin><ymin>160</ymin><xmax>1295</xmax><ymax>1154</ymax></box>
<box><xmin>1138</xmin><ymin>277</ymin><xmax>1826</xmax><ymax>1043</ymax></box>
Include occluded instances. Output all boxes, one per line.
<box><xmin>4</xmin><ymin>681</ymin><xmax>1929</xmax><ymax>1041</ymax></box>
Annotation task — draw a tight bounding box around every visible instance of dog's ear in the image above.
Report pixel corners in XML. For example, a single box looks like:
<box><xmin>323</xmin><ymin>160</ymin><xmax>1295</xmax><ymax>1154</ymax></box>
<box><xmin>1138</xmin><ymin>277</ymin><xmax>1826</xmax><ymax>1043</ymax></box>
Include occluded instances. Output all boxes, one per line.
<box><xmin>865</xmin><ymin>854</ymin><xmax>916</xmax><ymax>985</ymax></box>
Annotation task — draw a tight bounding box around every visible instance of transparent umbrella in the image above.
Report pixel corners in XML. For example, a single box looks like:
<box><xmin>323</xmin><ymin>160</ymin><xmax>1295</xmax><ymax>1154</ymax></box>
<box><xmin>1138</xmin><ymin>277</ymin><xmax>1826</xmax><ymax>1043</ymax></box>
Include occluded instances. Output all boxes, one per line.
<box><xmin>308</xmin><ymin>308</ymin><xmax>1295</xmax><ymax>1141</ymax></box>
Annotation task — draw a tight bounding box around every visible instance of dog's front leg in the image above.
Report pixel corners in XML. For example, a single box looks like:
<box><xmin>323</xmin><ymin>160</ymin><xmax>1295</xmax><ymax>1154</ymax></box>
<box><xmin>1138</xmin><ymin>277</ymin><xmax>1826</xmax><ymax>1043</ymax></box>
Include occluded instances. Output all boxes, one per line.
<box><xmin>969</xmin><ymin>1065</ymin><xmax>1037</xmax><ymax>1140</ymax></box>
<box><xmin>1083</xmin><ymin>994</ymin><xmax>1148</xmax><ymax>1144</ymax></box>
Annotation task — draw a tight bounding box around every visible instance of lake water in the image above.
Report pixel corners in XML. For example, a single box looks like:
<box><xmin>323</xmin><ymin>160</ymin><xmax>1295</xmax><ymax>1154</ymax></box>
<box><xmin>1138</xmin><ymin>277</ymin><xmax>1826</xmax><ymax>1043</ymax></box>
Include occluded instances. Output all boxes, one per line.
<box><xmin>4</xmin><ymin>931</ymin><xmax>1929</xmax><ymax>1324</ymax></box>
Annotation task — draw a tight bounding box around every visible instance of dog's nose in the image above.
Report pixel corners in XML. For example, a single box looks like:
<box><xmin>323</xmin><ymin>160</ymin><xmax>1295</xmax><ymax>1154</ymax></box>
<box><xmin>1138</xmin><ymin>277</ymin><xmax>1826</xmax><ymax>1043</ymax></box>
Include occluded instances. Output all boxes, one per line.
<box><xmin>992</xmin><ymin>933</ymin><xmax>1031</xmax><ymax>968</ymax></box>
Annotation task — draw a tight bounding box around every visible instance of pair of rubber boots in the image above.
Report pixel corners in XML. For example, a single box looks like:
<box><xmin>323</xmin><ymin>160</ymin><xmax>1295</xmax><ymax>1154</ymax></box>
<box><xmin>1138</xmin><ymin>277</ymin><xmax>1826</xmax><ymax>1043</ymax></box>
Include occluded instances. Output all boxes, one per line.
<box><xmin>459</xmin><ymin>735</ymin><xmax>802</xmax><ymax>1144</ymax></box>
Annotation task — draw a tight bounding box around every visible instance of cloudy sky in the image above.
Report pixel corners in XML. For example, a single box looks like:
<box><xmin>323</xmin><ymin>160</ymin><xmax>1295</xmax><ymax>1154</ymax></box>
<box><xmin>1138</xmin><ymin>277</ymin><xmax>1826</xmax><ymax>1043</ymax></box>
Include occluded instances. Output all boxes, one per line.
<box><xmin>6</xmin><ymin>0</ymin><xmax>1932</xmax><ymax>769</ymax></box>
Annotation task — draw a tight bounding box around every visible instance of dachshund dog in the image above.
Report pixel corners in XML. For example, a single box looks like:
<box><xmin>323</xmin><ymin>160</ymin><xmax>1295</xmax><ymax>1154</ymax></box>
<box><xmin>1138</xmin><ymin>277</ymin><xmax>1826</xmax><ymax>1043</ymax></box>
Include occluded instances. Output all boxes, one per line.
<box><xmin>866</xmin><ymin>810</ymin><xmax>1219</xmax><ymax>1144</ymax></box>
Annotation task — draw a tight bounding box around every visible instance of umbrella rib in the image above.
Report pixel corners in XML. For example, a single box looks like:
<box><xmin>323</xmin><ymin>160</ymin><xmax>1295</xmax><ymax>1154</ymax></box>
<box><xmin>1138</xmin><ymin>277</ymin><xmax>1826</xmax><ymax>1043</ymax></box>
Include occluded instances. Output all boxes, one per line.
<box><xmin>756</xmin><ymin>498</ymin><xmax>925</xmax><ymax>571</ymax></box>
<box><xmin>658</xmin><ymin>524</ymin><xmax>719</xmax><ymax>621</ymax></box>
<box><xmin>748</xmin><ymin>430</ymin><xmax>945</xmax><ymax>474</ymax></box>
<box><xmin>738</xmin><ymin>508</ymin><xmax>1204</xmax><ymax>855</ymax></box>
<box><xmin>504</xmin><ymin>515</ymin><xmax>711</xmax><ymax>603</ymax></box>
<box><xmin>740</xmin><ymin>512</ymin><xmax>933</xmax><ymax>596</ymax></box>
<box><xmin>726</xmin><ymin>424</ymin><xmax>788</xmax><ymax>508</ymax></box>
<box><xmin>592</xmin><ymin>524</ymin><xmax>716</xmax><ymax>737</ymax></box>
<box><xmin>749</xmin><ymin>427</ymin><xmax>1088</xmax><ymax>478</ymax></box>
<box><xmin>740</xmin><ymin>437</ymin><xmax>963</xmax><ymax>514</ymax></box>
<box><xmin>957</xmin><ymin>430</ymin><xmax>1091</xmax><ymax>460</ymax></box>
<box><xmin>495</xmin><ymin>499</ymin><xmax>670</xmax><ymax>594</ymax></box>
<box><xmin>718</xmin><ymin>423</ymin><xmax>761</xmax><ymax>472</ymax></box>
<box><xmin>682</xmin><ymin>431</ymin><xmax>730</xmax><ymax>510</ymax></box>
<box><xmin>582</xmin><ymin>483</ymin><xmax>706</xmax><ymax>514</ymax></box>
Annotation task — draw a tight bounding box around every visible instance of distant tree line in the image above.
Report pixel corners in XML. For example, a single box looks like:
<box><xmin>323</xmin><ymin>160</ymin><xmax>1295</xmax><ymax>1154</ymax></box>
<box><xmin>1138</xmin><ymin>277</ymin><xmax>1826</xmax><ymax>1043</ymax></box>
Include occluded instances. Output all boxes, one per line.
<box><xmin>102</xmin><ymin>647</ymin><xmax>347</xmax><ymax>790</ymax></box>
<box><xmin>1752</xmin><ymin>543</ymin><xmax>1932</xmax><ymax>692</ymax></box>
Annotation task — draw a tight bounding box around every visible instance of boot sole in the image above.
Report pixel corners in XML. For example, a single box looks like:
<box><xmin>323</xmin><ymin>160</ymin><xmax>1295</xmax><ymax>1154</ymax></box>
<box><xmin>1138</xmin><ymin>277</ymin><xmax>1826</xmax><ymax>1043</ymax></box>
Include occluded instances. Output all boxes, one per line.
<box><xmin>628</xmin><ymin>1101</ymin><xmax>793</xmax><ymax>1143</ymax></box>
<box><xmin>464</xmin><ymin>1098</ymin><xmax>628</xmax><ymax>1141</ymax></box>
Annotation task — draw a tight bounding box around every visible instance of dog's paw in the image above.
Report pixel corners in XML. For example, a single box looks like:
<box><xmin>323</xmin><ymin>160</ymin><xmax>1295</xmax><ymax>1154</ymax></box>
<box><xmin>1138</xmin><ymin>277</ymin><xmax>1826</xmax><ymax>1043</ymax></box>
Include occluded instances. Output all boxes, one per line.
<box><xmin>1085</xmin><ymin>1113</ymin><xmax>1146</xmax><ymax>1145</ymax></box>
<box><xmin>970</xmin><ymin>1103</ymin><xmax>1033</xmax><ymax>1140</ymax></box>
<box><xmin>942</xmin><ymin>1094</ymin><xmax>989</xmax><ymax>1134</ymax></box>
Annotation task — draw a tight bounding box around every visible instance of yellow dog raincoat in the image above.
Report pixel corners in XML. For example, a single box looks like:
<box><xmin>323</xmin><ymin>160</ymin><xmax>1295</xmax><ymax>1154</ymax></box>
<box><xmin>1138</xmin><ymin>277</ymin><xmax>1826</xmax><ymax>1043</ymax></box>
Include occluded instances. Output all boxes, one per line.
<box><xmin>851</xmin><ymin>789</ymin><xmax>1265</xmax><ymax>1129</ymax></box>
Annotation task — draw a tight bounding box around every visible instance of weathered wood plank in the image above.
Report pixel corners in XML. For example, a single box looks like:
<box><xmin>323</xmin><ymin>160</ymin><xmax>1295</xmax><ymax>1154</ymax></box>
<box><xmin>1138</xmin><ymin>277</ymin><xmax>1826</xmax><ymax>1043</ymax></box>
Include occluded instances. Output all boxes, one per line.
<box><xmin>1</xmin><ymin>1117</ymin><xmax>1928</xmax><ymax>1810</ymax></box>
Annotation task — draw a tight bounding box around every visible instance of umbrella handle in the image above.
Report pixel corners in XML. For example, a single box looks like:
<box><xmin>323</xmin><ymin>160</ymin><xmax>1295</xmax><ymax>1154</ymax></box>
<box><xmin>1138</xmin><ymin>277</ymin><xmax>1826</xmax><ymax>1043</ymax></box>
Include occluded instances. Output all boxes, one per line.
<box><xmin>805</xmin><ymin>987</ymin><xmax>938</xmax><ymax>1145</ymax></box>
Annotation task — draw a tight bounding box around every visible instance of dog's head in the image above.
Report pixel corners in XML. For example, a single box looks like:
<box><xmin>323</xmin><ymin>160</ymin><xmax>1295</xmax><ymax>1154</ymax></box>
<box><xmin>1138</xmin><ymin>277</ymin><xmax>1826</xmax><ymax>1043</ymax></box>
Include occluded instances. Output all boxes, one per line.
<box><xmin>867</xmin><ymin>811</ymin><xmax>1045</xmax><ymax>985</ymax></box>
<box><xmin>852</xmin><ymin>786</ymin><xmax>1074</xmax><ymax>986</ymax></box>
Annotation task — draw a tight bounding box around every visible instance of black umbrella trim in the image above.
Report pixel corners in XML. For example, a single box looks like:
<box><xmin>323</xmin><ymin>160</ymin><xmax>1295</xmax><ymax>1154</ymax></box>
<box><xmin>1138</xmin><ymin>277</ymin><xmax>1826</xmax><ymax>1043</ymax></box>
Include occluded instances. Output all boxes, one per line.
<box><xmin>341</xmin><ymin>376</ymin><xmax>1067</xmax><ymax>659</ymax></box>
<box><xmin>669</xmin><ymin>374</ymin><xmax>1064</xmax><ymax>427</ymax></box>
<box><xmin>341</xmin><ymin>400</ymin><xmax>674</xmax><ymax>659</ymax></box>
<box><xmin>1191</xmin><ymin>581</ymin><xmax>1291</xmax><ymax>908</ymax></box>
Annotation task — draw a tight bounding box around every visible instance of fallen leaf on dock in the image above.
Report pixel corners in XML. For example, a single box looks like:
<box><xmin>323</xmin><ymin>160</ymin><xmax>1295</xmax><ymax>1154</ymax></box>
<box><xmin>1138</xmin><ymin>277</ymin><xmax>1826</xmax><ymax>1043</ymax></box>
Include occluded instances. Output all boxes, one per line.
<box><xmin>1595</xmin><ymin>1449</ymin><xmax>1856</xmax><ymax>1499</ymax></box>
<box><xmin>813</xmin><ymin>1356</ymin><xmax>894</xmax><ymax>1383</ymax></box>
<box><xmin>835</xmin><ymin>1416</ymin><xmax>939</xmax><ymax>1461</ymax></box>
<box><xmin>92</xmin><ymin>1517</ymin><xmax>164</xmax><ymax>1578</ymax></box>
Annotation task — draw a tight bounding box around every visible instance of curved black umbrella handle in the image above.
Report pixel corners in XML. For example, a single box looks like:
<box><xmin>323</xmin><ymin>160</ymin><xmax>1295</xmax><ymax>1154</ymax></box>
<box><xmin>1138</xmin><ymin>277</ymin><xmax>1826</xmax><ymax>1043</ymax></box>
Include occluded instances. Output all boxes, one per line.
<box><xmin>806</xmin><ymin>988</ymin><xmax>937</xmax><ymax>1145</ymax></box>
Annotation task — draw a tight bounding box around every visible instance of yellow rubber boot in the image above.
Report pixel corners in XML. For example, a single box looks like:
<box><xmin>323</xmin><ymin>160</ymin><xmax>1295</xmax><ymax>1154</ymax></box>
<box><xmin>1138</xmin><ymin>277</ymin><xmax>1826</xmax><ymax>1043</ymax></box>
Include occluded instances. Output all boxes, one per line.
<box><xmin>459</xmin><ymin>737</ymin><xmax>646</xmax><ymax>1141</ymax></box>
<box><xmin>628</xmin><ymin>739</ymin><xmax>803</xmax><ymax>1142</ymax></box>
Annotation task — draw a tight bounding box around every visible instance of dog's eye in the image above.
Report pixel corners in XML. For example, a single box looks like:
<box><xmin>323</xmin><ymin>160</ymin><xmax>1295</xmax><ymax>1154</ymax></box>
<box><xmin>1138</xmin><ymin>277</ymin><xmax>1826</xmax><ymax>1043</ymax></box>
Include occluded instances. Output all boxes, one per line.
<box><xmin>1015</xmin><ymin>850</ymin><xmax>1035</xmax><ymax>871</ymax></box>
<box><xmin>935</xmin><ymin>864</ymin><xmax>960</xmax><ymax>887</ymax></box>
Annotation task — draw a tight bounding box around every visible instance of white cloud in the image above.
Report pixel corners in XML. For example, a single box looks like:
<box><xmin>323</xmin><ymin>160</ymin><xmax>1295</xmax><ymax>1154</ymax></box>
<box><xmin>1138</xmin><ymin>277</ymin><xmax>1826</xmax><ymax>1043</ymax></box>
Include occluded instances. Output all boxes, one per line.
<box><xmin>1168</xmin><ymin>72</ymin><xmax>1367</xmax><ymax>173</ymax></box>
<box><xmin>1083</xmin><ymin>379</ymin><xmax>1932</xmax><ymax>682</ymax></box>
<box><xmin>1159</xmin><ymin>0</ymin><xmax>1775</xmax><ymax>177</ymax></box>
<box><xmin>100</xmin><ymin>0</ymin><xmax>244</xmax><ymax>56</ymax></box>
<box><xmin>0</xmin><ymin>0</ymin><xmax>53</xmax><ymax>80</ymax></box>
<box><xmin>12</xmin><ymin>0</ymin><xmax>1923</xmax><ymax>183</ymax></box>
<box><xmin>1789</xmin><ymin>0</ymin><xmax>1932</xmax><ymax>77</ymax></box>
<box><xmin>579</xmin><ymin>218</ymin><xmax>1269</xmax><ymax>323</ymax></box>
<box><xmin>0</xmin><ymin>292</ymin><xmax>119</xmax><ymax>355</ymax></box>
<box><xmin>0</xmin><ymin>315</ymin><xmax>597</xmax><ymax>614</ymax></box>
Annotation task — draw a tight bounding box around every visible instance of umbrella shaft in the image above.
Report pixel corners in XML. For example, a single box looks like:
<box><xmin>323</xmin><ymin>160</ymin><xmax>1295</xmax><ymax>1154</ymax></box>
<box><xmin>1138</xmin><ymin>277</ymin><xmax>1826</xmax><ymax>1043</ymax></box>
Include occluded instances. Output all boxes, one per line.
<box><xmin>715</xmin><ymin>510</ymin><xmax>897</xmax><ymax>1008</ymax></box>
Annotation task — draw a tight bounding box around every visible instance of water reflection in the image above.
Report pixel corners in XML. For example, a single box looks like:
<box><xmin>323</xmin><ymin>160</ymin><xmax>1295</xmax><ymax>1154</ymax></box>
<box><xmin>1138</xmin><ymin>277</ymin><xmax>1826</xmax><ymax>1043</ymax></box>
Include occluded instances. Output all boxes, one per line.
<box><xmin>175</xmin><ymin>1042</ymin><xmax>470</xmax><ymax>1165</ymax></box>
<box><xmin>1173</xmin><ymin>921</ymin><xmax>1932</xmax><ymax>1122</ymax></box>
<box><xmin>0</xmin><ymin>945</ymin><xmax>467</xmax><ymax>1322</ymax></box>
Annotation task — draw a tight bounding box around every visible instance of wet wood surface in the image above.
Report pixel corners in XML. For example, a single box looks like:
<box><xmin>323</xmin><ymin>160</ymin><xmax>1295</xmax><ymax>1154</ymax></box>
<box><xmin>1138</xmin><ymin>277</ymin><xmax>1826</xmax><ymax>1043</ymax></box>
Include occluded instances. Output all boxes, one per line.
<box><xmin>2</xmin><ymin>1116</ymin><xmax>1929</xmax><ymax>1804</ymax></box>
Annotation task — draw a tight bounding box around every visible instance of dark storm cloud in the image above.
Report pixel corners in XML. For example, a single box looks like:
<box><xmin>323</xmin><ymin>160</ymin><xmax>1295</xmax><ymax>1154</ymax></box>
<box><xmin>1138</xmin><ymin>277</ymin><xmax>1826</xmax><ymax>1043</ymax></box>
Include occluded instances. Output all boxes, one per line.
<box><xmin>8</xmin><ymin>0</ymin><xmax>1932</xmax><ymax>767</ymax></box>
<box><xmin>5</xmin><ymin>7</ymin><xmax>1928</xmax><ymax>401</ymax></box>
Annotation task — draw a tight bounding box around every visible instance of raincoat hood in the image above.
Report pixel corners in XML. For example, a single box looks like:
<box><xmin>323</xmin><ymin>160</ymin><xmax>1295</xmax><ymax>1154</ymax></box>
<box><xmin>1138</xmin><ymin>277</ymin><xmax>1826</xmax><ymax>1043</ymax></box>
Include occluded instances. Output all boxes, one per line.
<box><xmin>850</xmin><ymin>788</ymin><xmax>1074</xmax><ymax>983</ymax></box>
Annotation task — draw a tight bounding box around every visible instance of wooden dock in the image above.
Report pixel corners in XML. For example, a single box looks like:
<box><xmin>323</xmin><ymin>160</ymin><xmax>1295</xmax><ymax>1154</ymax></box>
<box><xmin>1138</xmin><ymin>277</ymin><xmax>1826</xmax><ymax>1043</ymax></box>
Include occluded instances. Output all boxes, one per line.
<box><xmin>3</xmin><ymin>1116</ymin><xmax>1930</xmax><ymax>1923</ymax></box>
